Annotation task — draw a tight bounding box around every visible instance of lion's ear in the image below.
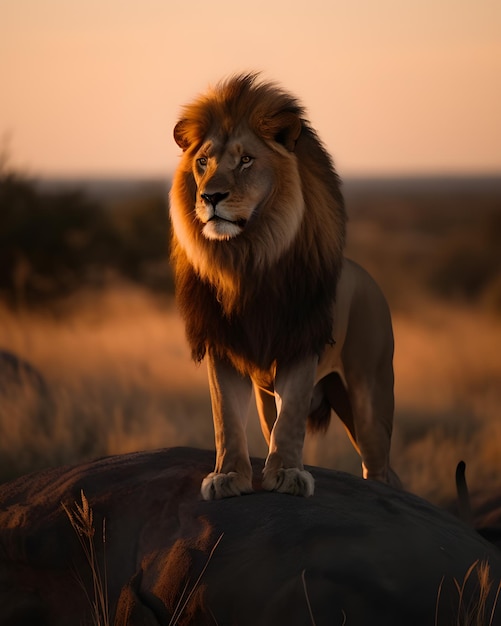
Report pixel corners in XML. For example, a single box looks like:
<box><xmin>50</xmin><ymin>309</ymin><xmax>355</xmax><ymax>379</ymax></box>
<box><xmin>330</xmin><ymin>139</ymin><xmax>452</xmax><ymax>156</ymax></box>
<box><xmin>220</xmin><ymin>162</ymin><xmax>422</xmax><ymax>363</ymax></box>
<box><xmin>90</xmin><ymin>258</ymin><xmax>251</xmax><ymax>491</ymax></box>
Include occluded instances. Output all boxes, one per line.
<box><xmin>259</xmin><ymin>111</ymin><xmax>302</xmax><ymax>151</ymax></box>
<box><xmin>173</xmin><ymin>119</ymin><xmax>192</xmax><ymax>151</ymax></box>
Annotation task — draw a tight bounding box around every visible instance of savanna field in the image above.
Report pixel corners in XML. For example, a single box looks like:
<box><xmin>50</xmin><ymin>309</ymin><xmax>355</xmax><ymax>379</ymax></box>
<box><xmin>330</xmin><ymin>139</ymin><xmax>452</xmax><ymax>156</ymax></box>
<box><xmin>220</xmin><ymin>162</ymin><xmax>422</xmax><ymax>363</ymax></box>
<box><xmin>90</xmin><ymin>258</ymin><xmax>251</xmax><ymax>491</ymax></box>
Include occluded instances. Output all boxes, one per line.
<box><xmin>1</xmin><ymin>171</ymin><xmax>500</xmax><ymax>509</ymax></box>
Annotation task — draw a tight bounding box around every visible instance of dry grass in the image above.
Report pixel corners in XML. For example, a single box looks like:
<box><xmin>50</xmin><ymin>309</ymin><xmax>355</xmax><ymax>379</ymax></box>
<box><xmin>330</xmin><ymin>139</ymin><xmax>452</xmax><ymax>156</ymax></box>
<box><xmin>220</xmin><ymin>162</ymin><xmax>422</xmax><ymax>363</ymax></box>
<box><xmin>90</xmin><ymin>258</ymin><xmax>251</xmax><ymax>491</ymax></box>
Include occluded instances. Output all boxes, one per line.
<box><xmin>62</xmin><ymin>487</ymin><xmax>224</xmax><ymax>626</ymax></box>
<box><xmin>393</xmin><ymin>304</ymin><xmax>501</xmax><ymax>503</ymax></box>
<box><xmin>168</xmin><ymin>532</ymin><xmax>224</xmax><ymax>626</ymax></box>
<box><xmin>0</xmin><ymin>287</ymin><xmax>214</xmax><ymax>482</ymax></box>
<box><xmin>1</xmin><ymin>286</ymin><xmax>500</xmax><ymax>506</ymax></box>
<box><xmin>435</xmin><ymin>560</ymin><xmax>501</xmax><ymax>626</ymax></box>
<box><xmin>63</xmin><ymin>490</ymin><xmax>110</xmax><ymax>626</ymax></box>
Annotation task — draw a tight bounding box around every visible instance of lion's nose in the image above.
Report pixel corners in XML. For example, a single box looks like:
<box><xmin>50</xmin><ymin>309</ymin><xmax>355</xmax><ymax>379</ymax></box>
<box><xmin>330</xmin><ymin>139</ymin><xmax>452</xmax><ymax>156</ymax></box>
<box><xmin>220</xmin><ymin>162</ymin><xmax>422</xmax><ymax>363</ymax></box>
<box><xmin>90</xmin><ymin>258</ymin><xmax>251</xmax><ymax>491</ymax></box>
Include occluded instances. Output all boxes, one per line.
<box><xmin>201</xmin><ymin>192</ymin><xmax>229</xmax><ymax>208</ymax></box>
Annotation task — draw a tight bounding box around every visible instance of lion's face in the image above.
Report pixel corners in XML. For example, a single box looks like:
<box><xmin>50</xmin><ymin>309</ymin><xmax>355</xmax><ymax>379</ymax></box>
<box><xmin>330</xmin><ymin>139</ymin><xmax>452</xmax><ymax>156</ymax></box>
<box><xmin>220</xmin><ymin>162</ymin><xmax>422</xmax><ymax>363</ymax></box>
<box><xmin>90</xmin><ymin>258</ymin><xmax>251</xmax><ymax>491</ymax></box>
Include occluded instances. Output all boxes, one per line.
<box><xmin>171</xmin><ymin>112</ymin><xmax>306</xmax><ymax>284</ymax></box>
<box><xmin>191</xmin><ymin>129</ymin><xmax>275</xmax><ymax>241</ymax></box>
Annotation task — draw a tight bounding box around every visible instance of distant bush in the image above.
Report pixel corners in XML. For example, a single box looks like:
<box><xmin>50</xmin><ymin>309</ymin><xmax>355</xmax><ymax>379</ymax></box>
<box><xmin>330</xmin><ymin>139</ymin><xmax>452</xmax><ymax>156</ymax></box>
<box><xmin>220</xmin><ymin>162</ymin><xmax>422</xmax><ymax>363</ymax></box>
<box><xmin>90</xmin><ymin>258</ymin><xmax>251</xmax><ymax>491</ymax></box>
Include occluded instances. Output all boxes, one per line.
<box><xmin>0</xmin><ymin>168</ymin><xmax>172</xmax><ymax>308</ymax></box>
<box><xmin>344</xmin><ymin>178</ymin><xmax>501</xmax><ymax>312</ymax></box>
<box><xmin>105</xmin><ymin>192</ymin><xmax>173</xmax><ymax>292</ymax></box>
<box><xmin>2</xmin><ymin>168</ymin><xmax>500</xmax><ymax>313</ymax></box>
<box><xmin>426</xmin><ymin>209</ymin><xmax>501</xmax><ymax>308</ymax></box>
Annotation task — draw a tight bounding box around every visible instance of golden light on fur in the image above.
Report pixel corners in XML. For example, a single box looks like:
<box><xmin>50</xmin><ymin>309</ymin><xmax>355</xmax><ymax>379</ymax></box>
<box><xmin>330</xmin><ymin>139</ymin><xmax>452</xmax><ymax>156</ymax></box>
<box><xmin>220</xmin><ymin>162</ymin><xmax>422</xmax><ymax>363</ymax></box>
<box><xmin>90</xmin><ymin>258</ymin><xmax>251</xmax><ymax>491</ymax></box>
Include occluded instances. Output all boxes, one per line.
<box><xmin>170</xmin><ymin>74</ymin><xmax>400</xmax><ymax>499</ymax></box>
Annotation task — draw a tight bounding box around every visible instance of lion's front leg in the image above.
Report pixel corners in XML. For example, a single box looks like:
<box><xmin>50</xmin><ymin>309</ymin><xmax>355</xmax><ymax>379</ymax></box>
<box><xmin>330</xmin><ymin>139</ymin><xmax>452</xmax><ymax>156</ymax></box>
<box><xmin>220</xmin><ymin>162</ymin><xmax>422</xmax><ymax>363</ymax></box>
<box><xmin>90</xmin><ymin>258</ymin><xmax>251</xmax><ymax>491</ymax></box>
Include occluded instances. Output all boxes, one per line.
<box><xmin>262</xmin><ymin>355</ymin><xmax>317</xmax><ymax>497</ymax></box>
<box><xmin>201</xmin><ymin>352</ymin><xmax>254</xmax><ymax>500</ymax></box>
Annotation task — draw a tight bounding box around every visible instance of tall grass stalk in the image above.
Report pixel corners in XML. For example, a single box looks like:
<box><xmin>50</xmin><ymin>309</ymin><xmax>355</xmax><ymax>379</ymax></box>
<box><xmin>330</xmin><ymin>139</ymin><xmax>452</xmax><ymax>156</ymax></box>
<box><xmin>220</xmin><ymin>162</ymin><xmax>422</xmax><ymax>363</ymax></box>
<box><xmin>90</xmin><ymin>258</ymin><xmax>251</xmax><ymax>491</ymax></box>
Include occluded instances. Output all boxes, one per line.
<box><xmin>168</xmin><ymin>532</ymin><xmax>224</xmax><ymax>626</ymax></box>
<box><xmin>301</xmin><ymin>569</ymin><xmax>317</xmax><ymax>626</ymax></box>
<box><xmin>435</xmin><ymin>559</ymin><xmax>501</xmax><ymax>626</ymax></box>
<box><xmin>301</xmin><ymin>569</ymin><xmax>346</xmax><ymax>626</ymax></box>
<box><xmin>62</xmin><ymin>490</ymin><xmax>109</xmax><ymax>626</ymax></box>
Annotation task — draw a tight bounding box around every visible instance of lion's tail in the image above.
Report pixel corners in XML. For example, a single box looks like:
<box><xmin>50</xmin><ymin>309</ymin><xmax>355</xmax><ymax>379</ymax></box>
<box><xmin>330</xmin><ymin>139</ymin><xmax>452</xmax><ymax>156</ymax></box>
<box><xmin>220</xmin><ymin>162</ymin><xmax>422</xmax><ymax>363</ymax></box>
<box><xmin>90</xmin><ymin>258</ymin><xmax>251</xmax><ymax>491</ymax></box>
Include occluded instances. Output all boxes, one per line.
<box><xmin>456</xmin><ymin>460</ymin><xmax>474</xmax><ymax>526</ymax></box>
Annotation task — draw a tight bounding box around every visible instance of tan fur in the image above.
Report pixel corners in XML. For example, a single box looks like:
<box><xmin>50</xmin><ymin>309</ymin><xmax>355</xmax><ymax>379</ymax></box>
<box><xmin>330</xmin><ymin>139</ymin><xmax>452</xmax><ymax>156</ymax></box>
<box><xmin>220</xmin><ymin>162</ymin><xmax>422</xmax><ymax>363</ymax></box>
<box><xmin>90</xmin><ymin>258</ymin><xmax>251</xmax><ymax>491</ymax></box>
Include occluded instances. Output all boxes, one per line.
<box><xmin>170</xmin><ymin>74</ymin><xmax>400</xmax><ymax>499</ymax></box>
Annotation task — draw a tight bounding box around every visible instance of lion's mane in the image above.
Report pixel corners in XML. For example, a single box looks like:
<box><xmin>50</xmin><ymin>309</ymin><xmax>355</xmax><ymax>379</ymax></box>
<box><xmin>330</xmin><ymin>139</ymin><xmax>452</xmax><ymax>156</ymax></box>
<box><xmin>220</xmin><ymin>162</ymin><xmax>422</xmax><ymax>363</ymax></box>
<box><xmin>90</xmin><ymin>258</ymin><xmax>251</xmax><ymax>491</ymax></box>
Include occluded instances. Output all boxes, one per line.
<box><xmin>170</xmin><ymin>74</ymin><xmax>346</xmax><ymax>375</ymax></box>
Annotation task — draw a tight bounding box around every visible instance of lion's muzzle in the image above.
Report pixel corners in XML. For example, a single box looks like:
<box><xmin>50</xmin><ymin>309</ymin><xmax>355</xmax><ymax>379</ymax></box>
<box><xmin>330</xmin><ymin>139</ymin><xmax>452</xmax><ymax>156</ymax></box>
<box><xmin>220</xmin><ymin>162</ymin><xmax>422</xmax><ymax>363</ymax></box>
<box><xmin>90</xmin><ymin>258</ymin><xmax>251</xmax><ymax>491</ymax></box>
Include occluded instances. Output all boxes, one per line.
<box><xmin>198</xmin><ymin>192</ymin><xmax>248</xmax><ymax>240</ymax></box>
<box><xmin>201</xmin><ymin>191</ymin><xmax>229</xmax><ymax>208</ymax></box>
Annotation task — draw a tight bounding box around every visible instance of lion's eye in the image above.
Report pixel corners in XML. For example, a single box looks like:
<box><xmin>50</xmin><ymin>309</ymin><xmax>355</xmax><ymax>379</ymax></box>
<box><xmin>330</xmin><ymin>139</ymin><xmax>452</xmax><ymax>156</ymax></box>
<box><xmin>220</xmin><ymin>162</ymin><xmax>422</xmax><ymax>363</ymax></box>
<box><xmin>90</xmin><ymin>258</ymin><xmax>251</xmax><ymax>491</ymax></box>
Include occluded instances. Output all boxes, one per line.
<box><xmin>240</xmin><ymin>155</ymin><xmax>253</xmax><ymax>167</ymax></box>
<box><xmin>197</xmin><ymin>157</ymin><xmax>208</xmax><ymax>169</ymax></box>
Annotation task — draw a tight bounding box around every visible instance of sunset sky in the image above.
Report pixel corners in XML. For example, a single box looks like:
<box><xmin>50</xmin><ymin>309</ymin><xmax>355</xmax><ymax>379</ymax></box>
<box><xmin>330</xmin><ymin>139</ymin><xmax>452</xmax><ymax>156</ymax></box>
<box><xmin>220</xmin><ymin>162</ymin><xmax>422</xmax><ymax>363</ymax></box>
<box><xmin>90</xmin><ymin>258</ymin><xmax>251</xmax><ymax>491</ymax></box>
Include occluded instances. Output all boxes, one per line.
<box><xmin>2</xmin><ymin>0</ymin><xmax>500</xmax><ymax>178</ymax></box>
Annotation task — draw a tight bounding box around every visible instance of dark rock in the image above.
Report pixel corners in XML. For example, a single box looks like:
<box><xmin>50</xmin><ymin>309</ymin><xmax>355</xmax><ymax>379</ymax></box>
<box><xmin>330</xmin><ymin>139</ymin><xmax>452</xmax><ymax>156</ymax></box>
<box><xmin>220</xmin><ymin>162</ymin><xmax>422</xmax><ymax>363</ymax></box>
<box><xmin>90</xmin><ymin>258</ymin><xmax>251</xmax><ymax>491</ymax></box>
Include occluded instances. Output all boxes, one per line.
<box><xmin>1</xmin><ymin>447</ymin><xmax>500</xmax><ymax>625</ymax></box>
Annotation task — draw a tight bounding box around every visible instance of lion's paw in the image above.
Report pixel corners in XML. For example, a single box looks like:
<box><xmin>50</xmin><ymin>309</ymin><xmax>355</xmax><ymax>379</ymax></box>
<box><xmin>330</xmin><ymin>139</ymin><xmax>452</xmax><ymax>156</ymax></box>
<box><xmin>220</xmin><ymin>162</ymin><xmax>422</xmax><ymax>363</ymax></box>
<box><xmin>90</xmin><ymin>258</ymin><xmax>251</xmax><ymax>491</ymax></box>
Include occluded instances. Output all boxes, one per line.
<box><xmin>262</xmin><ymin>468</ymin><xmax>315</xmax><ymax>497</ymax></box>
<box><xmin>200</xmin><ymin>472</ymin><xmax>253</xmax><ymax>501</ymax></box>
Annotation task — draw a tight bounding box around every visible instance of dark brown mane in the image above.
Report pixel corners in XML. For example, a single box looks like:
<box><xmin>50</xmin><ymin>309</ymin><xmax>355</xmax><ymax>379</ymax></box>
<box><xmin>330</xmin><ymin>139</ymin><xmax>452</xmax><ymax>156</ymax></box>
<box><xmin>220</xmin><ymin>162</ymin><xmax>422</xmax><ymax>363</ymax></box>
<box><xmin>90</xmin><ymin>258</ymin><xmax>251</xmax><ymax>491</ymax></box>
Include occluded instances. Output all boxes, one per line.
<box><xmin>173</xmin><ymin>241</ymin><xmax>339</xmax><ymax>373</ymax></box>
<box><xmin>170</xmin><ymin>74</ymin><xmax>346</xmax><ymax>375</ymax></box>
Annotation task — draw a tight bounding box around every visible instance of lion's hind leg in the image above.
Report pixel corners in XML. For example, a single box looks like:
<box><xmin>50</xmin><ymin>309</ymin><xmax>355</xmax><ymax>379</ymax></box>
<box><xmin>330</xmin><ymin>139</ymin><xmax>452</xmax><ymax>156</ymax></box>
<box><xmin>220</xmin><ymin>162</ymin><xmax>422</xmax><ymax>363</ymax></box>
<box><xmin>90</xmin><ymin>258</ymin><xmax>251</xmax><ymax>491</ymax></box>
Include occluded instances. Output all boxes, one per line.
<box><xmin>322</xmin><ymin>370</ymin><xmax>401</xmax><ymax>488</ymax></box>
<box><xmin>334</xmin><ymin>260</ymin><xmax>401</xmax><ymax>488</ymax></box>
<box><xmin>348</xmin><ymin>373</ymin><xmax>402</xmax><ymax>489</ymax></box>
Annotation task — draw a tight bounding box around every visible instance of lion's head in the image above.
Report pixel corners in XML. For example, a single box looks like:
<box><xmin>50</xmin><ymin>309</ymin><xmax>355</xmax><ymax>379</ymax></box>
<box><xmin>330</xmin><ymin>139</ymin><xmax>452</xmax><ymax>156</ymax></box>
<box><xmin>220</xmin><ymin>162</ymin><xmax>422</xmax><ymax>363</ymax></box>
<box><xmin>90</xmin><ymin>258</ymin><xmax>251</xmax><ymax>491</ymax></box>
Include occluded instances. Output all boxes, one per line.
<box><xmin>174</xmin><ymin>115</ymin><xmax>302</xmax><ymax>245</ymax></box>
<box><xmin>170</xmin><ymin>74</ymin><xmax>345</xmax><ymax>312</ymax></box>
<box><xmin>170</xmin><ymin>74</ymin><xmax>346</xmax><ymax>365</ymax></box>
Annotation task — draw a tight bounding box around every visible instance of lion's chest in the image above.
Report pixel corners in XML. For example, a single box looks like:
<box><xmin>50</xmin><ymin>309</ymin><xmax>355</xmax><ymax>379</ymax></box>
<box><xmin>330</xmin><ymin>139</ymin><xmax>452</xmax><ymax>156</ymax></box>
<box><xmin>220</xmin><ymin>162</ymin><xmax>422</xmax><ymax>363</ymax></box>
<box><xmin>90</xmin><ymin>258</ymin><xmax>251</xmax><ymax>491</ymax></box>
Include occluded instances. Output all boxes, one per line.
<box><xmin>201</xmin><ymin>281</ymin><xmax>334</xmax><ymax>373</ymax></box>
<box><xmin>177</xmin><ymin>260</ymin><xmax>336</xmax><ymax>373</ymax></box>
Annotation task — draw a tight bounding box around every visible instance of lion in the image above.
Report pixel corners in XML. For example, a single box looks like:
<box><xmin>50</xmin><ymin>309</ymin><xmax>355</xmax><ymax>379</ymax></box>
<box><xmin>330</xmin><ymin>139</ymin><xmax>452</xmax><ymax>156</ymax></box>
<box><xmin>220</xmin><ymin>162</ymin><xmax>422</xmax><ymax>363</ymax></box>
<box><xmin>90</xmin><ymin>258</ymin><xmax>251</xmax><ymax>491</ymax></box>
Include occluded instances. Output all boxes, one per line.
<box><xmin>169</xmin><ymin>73</ymin><xmax>401</xmax><ymax>500</ymax></box>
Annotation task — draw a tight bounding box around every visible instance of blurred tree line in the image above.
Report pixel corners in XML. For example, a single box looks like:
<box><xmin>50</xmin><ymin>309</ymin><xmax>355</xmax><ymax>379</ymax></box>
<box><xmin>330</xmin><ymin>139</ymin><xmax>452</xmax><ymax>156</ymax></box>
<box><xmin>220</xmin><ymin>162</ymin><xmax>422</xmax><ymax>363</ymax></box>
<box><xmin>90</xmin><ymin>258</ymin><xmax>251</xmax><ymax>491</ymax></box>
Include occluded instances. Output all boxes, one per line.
<box><xmin>0</xmin><ymin>161</ymin><xmax>173</xmax><ymax>309</ymax></box>
<box><xmin>1</xmin><ymin>149</ymin><xmax>500</xmax><ymax>313</ymax></box>
<box><xmin>344</xmin><ymin>178</ymin><xmax>501</xmax><ymax>313</ymax></box>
